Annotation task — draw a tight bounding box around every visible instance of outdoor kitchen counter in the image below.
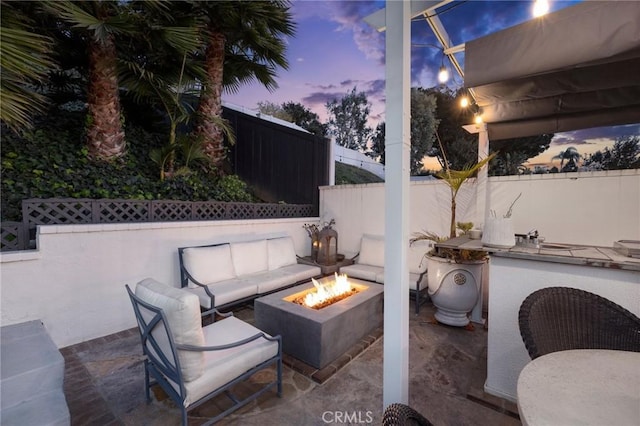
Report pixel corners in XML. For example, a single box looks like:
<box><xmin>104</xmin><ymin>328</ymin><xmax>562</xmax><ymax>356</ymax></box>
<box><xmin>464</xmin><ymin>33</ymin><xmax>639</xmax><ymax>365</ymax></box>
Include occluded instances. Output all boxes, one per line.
<box><xmin>436</xmin><ymin>236</ymin><xmax>640</xmax><ymax>272</ymax></box>
<box><xmin>449</xmin><ymin>235</ymin><xmax>640</xmax><ymax>403</ymax></box>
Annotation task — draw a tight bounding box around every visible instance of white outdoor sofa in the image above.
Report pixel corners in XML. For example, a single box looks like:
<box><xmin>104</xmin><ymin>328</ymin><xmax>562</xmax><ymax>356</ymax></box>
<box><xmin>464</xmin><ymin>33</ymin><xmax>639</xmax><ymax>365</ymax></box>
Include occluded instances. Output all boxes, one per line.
<box><xmin>179</xmin><ymin>236</ymin><xmax>321</xmax><ymax>311</ymax></box>
<box><xmin>340</xmin><ymin>234</ymin><xmax>431</xmax><ymax>314</ymax></box>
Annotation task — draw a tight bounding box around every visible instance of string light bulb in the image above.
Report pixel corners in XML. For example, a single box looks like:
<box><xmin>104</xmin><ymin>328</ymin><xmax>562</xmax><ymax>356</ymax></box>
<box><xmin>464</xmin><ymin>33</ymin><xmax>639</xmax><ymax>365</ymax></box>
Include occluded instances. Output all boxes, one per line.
<box><xmin>533</xmin><ymin>0</ymin><xmax>550</xmax><ymax>17</ymax></box>
<box><xmin>438</xmin><ymin>65</ymin><xmax>449</xmax><ymax>84</ymax></box>
<box><xmin>474</xmin><ymin>113</ymin><xmax>483</xmax><ymax>124</ymax></box>
<box><xmin>460</xmin><ymin>96</ymin><xmax>469</xmax><ymax>108</ymax></box>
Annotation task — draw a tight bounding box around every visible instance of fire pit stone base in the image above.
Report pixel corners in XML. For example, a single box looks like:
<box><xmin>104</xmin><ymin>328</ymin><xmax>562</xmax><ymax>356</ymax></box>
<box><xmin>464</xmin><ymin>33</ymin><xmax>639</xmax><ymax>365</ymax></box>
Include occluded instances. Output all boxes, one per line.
<box><xmin>254</xmin><ymin>278</ymin><xmax>383</xmax><ymax>369</ymax></box>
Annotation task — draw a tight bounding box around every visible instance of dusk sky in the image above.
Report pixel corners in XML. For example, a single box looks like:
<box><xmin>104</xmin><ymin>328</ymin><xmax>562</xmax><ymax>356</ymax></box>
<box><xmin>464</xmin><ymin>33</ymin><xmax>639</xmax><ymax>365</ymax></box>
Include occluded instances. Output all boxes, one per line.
<box><xmin>223</xmin><ymin>0</ymin><xmax>640</xmax><ymax>170</ymax></box>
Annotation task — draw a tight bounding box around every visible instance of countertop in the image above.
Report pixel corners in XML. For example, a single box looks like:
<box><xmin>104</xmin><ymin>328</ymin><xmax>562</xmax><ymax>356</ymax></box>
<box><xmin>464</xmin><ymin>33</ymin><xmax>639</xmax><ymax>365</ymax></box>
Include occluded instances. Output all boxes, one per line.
<box><xmin>435</xmin><ymin>236</ymin><xmax>640</xmax><ymax>272</ymax></box>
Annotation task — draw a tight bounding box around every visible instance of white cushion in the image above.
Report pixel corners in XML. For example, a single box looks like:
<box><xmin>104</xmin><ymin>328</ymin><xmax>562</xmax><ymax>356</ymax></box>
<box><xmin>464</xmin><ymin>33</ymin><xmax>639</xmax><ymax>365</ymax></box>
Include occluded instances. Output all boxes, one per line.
<box><xmin>408</xmin><ymin>240</ymin><xmax>430</xmax><ymax>274</ymax></box>
<box><xmin>182</xmin><ymin>245</ymin><xmax>236</xmax><ymax>288</ymax></box>
<box><xmin>184</xmin><ymin>279</ymin><xmax>257</xmax><ymax>309</ymax></box>
<box><xmin>410</xmin><ymin>272</ymin><xmax>427</xmax><ymax>291</ymax></box>
<box><xmin>135</xmin><ymin>278</ymin><xmax>205</xmax><ymax>382</ymax></box>
<box><xmin>267</xmin><ymin>237</ymin><xmax>297</xmax><ymax>271</ymax></box>
<box><xmin>245</xmin><ymin>264</ymin><xmax>320</xmax><ymax>294</ymax></box>
<box><xmin>357</xmin><ymin>235</ymin><xmax>385</xmax><ymax>267</ymax></box>
<box><xmin>341</xmin><ymin>264</ymin><xmax>382</xmax><ymax>282</ymax></box>
<box><xmin>231</xmin><ymin>240</ymin><xmax>269</xmax><ymax>276</ymax></box>
<box><xmin>182</xmin><ymin>316</ymin><xmax>279</xmax><ymax>407</ymax></box>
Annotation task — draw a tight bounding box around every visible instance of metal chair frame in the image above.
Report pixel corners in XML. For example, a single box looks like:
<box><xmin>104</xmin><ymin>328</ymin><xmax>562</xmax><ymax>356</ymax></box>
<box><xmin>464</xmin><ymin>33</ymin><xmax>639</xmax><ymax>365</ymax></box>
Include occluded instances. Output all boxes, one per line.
<box><xmin>126</xmin><ymin>285</ymin><xmax>282</xmax><ymax>425</ymax></box>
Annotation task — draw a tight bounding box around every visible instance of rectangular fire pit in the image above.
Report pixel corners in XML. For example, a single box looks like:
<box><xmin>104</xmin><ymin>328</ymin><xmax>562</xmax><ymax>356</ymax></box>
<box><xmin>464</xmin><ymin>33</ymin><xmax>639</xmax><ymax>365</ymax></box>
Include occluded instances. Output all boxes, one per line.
<box><xmin>254</xmin><ymin>277</ymin><xmax>383</xmax><ymax>369</ymax></box>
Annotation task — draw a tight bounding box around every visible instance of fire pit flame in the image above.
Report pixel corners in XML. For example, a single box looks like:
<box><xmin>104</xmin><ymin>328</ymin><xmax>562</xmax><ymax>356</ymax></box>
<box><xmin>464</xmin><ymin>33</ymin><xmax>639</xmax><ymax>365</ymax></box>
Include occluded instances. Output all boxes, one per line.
<box><xmin>304</xmin><ymin>273</ymin><xmax>352</xmax><ymax>307</ymax></box>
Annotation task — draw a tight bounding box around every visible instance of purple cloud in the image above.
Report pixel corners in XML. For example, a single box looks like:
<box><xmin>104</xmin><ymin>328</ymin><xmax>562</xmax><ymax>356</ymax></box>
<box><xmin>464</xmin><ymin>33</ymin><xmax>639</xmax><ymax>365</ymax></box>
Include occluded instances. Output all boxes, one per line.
<box><xmin>321</xmin><ymin>1</ymin><xmax>386</xmax><ymax>64</ymax></box>
<box><xmin>553</xmin><ymin>124</ymin><xmax>640</xmax><ymax>145</ymax></box>
<box><xmin>303</xmin><ymin>91</ymin><xmax>343</xmax><ymax>107</ymax></box>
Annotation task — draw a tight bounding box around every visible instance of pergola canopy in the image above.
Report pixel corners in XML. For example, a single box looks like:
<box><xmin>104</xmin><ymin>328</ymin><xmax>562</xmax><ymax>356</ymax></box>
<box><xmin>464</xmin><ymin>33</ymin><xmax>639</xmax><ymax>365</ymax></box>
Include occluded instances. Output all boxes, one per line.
<box><xmin>465</xmin><ymin>1</ymin><xmax>640</xmax><ymax>140</ymax></box>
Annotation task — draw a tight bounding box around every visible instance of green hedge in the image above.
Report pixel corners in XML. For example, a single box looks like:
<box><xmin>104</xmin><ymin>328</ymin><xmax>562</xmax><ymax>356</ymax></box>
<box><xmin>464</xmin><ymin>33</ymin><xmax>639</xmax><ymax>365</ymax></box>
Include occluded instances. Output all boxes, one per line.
<box><xmin>1</xmin><ymin>109</ymin><xmax>254</xmax><ymax>222</ymax></box>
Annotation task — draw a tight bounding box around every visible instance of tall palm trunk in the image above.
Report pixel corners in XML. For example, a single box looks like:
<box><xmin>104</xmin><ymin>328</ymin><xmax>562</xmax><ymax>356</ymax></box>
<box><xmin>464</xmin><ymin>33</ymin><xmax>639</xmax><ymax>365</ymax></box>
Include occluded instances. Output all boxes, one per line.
<box><xmin>86</xmin><ymin>34</ymin><xmax>125</xmax><ymax>161</ymax></box>
<box><xmin>195</xmin><ymin>30</ymin><xmax>226</xmax><ymax>168</ymax></box>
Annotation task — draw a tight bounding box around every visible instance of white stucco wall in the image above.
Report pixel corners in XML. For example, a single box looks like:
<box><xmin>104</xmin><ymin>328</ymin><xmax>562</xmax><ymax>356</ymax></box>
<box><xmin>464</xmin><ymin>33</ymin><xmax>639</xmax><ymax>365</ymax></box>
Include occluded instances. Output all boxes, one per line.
<box><xmin>485</xmin><ymin>256</ymin><xmax>640</xmax><ymax>402</ymax></box>
<box><xmin>320</xmin><ymin>180</ymin><xmax>477</xmax><ymax>257</ymax></box>
<box><xmin>321</xmin><ymin>169</ymin><xmax>640</xmax><ymax>251</ymax></box>
<box><xmin>1</xmin><ymin>170</ymin><xmax>637</xmax><ymax>350</ymax></box>
<box><xmin>486</xmin><ymin>169</ymin><xmax>640</xmax><ymax>246</ymax></box>
<box><xmin>0</xmin><ymin>218</ymin><xmax>316</xmax><ymax>348</ymax></box>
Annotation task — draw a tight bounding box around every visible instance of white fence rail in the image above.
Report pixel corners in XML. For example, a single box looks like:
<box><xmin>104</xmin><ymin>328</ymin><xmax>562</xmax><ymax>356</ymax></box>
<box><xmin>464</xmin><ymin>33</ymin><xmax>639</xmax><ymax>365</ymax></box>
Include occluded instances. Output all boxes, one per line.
<box><xmin>333</xmin><ymin>142</ymin><xmax>385</xmax><ymax>179</ymax></box>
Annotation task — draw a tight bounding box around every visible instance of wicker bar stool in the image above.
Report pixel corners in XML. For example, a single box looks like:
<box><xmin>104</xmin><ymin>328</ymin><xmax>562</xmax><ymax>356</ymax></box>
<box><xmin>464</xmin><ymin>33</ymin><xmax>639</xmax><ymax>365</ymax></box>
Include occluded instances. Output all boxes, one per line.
<box><xmin>382</xmin><ymin>403</ymin><xmax>434</xmax><ymax>426</ymax></box>
<box><xmin>518</xmin><ymin>286</ymin><xmax>640</xmax><ymax>360</ymax></box>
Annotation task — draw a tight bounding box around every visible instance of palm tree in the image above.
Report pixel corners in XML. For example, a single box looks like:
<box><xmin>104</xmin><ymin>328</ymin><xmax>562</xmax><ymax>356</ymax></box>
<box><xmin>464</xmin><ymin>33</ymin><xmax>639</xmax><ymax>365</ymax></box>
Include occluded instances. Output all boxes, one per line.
<box><xmin>0</xmin><ymin>2</ymin><xmax>54</xmax><ymax>132</ymax></box>
<box><xmin>191</xmin><ymin>1</ymin><xmax>295</xmax><ymax>168</ymax></box>
<box><xmin>46</xmin><ymin>1</ymin><xmax>129</xmax><ymax>161</ymax></box>
<box><xmin>433</xmin><ymin>132</ymin><xmax>497</xmax><ymax>238</ymax></box>
<box><xmin>46</xmin><ymin>1</ymin><xmax>208</xmax><ymax>164</ymax></box>
<box><xmin>552</xmin><ymin>146</ymin><xmax>581</xmax><ymax>172</ymax></box>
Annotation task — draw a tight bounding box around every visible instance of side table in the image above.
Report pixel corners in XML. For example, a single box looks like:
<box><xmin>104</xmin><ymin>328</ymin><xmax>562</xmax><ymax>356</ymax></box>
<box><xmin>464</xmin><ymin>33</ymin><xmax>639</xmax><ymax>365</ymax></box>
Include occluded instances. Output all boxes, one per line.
<box><xmin>297</xmin><ymin>255</ymin><xmax>354</xmax><ymax>276</ymax></box>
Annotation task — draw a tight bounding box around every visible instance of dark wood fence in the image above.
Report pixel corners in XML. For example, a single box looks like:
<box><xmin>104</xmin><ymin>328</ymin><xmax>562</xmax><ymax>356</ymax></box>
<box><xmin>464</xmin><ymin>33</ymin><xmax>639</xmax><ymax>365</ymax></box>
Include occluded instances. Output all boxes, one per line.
<box><xmin>0</xmin><ymin>198</ymin><xmax>313</xmax><ymax>252</ymax></box>
<box><xmin>224</xmin><ymin>106</ymin><xmax>330</xmax><ymax>212</ymax></box>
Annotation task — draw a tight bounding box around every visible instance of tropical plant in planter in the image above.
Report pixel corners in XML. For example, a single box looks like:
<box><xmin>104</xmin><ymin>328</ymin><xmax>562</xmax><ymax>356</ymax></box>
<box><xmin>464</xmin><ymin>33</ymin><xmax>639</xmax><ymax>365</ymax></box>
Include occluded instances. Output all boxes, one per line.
<box><xmin>411</xmin><ymin>134</ymin><xmax>497</xmax><ymax>327</ymax></box>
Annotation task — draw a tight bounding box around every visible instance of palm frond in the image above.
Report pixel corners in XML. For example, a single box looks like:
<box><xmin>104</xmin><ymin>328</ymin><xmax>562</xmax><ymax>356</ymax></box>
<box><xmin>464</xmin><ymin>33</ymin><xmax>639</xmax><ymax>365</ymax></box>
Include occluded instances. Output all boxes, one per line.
<box><xmin>0</xmin><ymin>4</ymin><xmax>53</xmax><ymax>131</ymax></box>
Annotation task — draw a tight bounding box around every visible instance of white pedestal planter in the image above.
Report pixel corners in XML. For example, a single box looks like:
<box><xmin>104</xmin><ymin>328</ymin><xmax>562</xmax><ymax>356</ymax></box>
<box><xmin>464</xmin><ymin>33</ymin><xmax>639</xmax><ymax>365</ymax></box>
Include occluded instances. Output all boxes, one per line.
<box><xmin>427</xmin><ymin>255</ymin><xmax>485</xmax><ymax>327</ymax></box>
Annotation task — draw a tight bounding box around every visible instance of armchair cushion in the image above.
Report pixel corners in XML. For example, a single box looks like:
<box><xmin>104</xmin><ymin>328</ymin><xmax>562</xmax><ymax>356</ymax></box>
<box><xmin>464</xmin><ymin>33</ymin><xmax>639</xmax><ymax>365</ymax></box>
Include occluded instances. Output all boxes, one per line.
<box><xmin>267</xmin><ymin>237</ymin><xmax>297</xmax><ymax>271</ymax></box>
<box><xmin>182</xmin><ymin>245</ymin><xmax>236</xmax><ymax>288</ymax></box>
<box><xmin>183</xmin><ymin>316</ymin><xmax>279</xmax><ymax>406</ymax></box>
<box><xmin>135</xmin><ymin>278</ymin><xmax>205</xmax><ymax>382</ymax></box>
<box><xmin>231</xmin><ymin>240</ymin><xmax>269</xmax><ymax>276</ymax></box>
<box><xmin>358</xmin><ymin>235</ymin><xmax>385</xmax><ymax>267</ymax></box>
<box><xmin>408</xmin><ymin>240</ymin><xmax>430</xmax><ymax>274</ymax></box>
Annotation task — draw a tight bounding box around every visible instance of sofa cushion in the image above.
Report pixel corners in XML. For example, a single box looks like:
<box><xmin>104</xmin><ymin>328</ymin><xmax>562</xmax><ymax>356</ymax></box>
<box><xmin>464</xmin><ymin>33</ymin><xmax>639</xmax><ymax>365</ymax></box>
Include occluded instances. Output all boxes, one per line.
<box><xmin>267</xmin><ymin>237</ymin><xmax>297</xmax><ymax>271</ymax></box>
<box><xmin>135</xmin><ymin>278</ymin><xmax>205</xmax><ymax>382</ymax></box>
<box><xmin>231</xmin><ymin>240</ymin><xmax>269</xmax><ymax>276</ymax></box>
<box><xmin>184</xmin><ymin>279</ymin><xmax>257</xmax><ymax>309</ymax></box>
<box><xmin>182</xmin><ymin>245</ymin><xmax>236</xmax><ymax>288</ymax></box>
<box><xmin>358</xmin><ymin>235</ymin><xmax>385</xmax><ymax>267</ymax></box>
<box><xmin>182</xmin><ymin>316</ymin><xmax>279</xmax><ymax>407</ymax></box>
<box><xmin>245</xmin><ymin>264</ymin><xmax>321</xmax><ymax>294</ymax></box>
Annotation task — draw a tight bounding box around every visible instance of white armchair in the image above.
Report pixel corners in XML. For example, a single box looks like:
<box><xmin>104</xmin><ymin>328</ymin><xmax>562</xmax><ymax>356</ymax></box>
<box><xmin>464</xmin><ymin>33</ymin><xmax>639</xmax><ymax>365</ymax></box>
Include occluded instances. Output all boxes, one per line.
<box><xmin>126</xmin><ymin>278</ymin><xmax>282</xmax><ymax>425</ymax></box>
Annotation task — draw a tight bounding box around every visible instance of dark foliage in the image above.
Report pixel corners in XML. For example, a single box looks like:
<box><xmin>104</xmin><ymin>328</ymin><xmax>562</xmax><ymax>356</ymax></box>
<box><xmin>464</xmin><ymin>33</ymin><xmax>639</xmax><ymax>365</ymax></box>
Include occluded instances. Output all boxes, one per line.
<box><xmin>1</xmin><ymin>109</ymin><xmax>254</xmax><ymax>222</ymax></box>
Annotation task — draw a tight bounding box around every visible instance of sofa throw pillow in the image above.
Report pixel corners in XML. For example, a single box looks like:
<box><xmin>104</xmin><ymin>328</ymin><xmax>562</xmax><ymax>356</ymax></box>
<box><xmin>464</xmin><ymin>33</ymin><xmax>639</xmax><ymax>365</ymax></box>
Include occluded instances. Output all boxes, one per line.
<box><xmin>231</xmin><ymin>239</ymin><xmax>269</xmax><ymax>276</ymax></box>
<box><xmin>358</xmin><ymin>235</ymin><xmax>385</xmax><ymax>267</ymax></box>
<box><xmin>267</xmin><ymin>237</ymin><xmax>297</xmax><ymax>271</ymax></box>
<box><xmin>182</xmin><ymin>244</ymin><xmax>236</xmax><ymax>288</ymax></box>
<box><xmin>135</xmin><ymin>278</ymin><xmax>205</xmax><ymax>382</ymax></box>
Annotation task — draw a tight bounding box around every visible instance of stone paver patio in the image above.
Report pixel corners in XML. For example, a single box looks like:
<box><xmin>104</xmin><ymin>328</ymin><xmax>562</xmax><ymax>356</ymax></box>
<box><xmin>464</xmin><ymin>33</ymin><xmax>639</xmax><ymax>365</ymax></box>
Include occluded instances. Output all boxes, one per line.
<box><xmin>61</xmin><ymin>302</ymin><xmax>520</xmax><ymax>425</ymax></box>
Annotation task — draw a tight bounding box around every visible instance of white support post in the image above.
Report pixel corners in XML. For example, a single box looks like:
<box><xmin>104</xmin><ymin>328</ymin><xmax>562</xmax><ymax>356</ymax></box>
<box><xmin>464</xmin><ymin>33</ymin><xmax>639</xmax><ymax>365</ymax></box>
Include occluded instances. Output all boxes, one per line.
<box><xmin>471</xmin><ymin>123</ymin><xmax>489</xmax><ymax>324</ymax></box>
<box><xmin>329</xmin><ymin>138</ymin><xmax>336</xmax><ymax>186</ymax></box>
<box><xmin>477</xmin><ymin>124</ymin><xmax>490</xmax><ymax>225</ymax></box>
<box><xmin>383</xmin><ymin>0</ymin><xmax>411</xmax><ymax>408</ymax></box>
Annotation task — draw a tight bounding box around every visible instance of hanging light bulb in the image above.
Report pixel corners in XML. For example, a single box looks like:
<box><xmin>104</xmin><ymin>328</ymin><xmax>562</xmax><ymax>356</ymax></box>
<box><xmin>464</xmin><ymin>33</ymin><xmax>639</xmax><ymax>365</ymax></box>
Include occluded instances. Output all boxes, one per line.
<box><xmin>533</xmin><ymin>0</ymin><xmax>550</xmax><ymax>17</ymax></box>
<box><xmin>460</xmin><ymin>96</ymin><xmax>469</xmax><ymax>108</ymax></box>
<box><xmin>474</xmin><ymin>113</ymin><xmax>483</xmax><ymax>124</ymax></box>
<box><xmin>438</xmin><ymin>65</ymin><xmax>449</xmax><ymax>84</ymax></box>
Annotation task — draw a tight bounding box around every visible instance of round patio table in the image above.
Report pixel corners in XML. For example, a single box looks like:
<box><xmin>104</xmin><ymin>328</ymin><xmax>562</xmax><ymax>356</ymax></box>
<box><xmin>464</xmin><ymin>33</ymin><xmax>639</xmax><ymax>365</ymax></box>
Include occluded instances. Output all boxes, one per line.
<box><xmin>517</xmin><ymin>349</ymin><xmax>640</xmax><ymax>426</ymax></box>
